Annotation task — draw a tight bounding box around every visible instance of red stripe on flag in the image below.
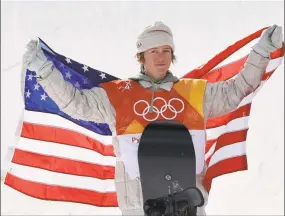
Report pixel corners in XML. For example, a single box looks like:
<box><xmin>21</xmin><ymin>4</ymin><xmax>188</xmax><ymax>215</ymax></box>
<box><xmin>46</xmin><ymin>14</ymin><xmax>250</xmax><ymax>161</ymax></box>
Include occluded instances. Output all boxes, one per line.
<box><xmin>205</xmin><ymin>139</ymin><xmax>216</xmax><ymax>154</ymax></box>
<box><xmin>4</xmin><ymin>173</ymin><xmax>119</xmax><ymax>207</ymax></box>
<box><xmin>203</xmin><ymin>155</ymin><xmax>248</xmax><ymax>192</ymax></box>
<box><xmin>12</xmin><ymin>149</ymin><xmax>115</xmax><ymax>179</ymax></box>
<box><xmin>270</xmin><ymin>43</ymin><xmax>284</xmax><ymax>59</ymax></box>
<box><xmin>262</xmin><ymin>71</ymin><xmax>273</xmax><ymax>81</ymax></box>
<box><xmin>205</xmin><ymin>155</ymin><xmax>211</xmax><ymax>166</ymax></box>
<box><xmin>206</xmin><ymin>104</ymin><xmax>251</xmax><ymax>129</ymax></box>
<box><xmin>21</xmin><ymin>122</ymin><xmax>115</xmax><ymax>157</ymax></box>
<box><xmin>201</xmin><ymin>56</ymin><xmax>247</xmax><ymax>83</ymax></box>
<box><xmin>215</xmin><ymin>129</ymin><xmax>249</xmax><ymax>152</ymax></box>
<box><xmin>205</xmin><ymin>129</ymin><xmax>248</xmax><ymax>165</ymax></box>
<box><xmin>183</xmin><ymin>27</ymin><xmax>268</xmax><ymax>79</ymax></box>
<box><xmin>201</xmin><ymin>61</ymin><xmax>274</xmax><ymax>84</ymax></box>
<box><xmin>205</xmin><ymin>139</ymin><xmax>216</xmax><ymax>166</ymax></box>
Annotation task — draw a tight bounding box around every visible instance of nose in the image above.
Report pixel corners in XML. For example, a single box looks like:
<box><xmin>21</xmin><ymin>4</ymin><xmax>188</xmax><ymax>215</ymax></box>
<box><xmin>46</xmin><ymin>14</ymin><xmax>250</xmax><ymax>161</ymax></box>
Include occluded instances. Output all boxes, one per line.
<box><xmin>156</xmin><ymin>53</ymin><xmax>166</xmax><ymax>63</ymax></box>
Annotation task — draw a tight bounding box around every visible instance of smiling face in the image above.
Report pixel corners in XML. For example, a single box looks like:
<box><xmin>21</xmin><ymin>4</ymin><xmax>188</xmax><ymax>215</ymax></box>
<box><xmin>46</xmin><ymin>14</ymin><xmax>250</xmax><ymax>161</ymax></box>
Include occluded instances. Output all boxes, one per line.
<box><xmin>139</xmin><ymin>45</ymin><xmax>173</xmax><ymax>81</ymax></box>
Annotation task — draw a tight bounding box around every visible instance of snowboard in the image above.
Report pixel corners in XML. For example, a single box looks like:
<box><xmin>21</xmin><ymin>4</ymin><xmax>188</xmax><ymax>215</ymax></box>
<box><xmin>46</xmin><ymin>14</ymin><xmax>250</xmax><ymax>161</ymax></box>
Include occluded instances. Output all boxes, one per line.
<box><xmin>138</xmin><ymin>120</ymin><xmax>204</xmax><ymax>216</ymax></box>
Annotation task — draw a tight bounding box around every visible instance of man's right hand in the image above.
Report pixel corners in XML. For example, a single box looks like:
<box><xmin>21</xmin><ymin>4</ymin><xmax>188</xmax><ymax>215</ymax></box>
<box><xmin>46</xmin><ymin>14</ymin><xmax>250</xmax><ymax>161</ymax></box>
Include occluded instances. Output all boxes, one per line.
<box><xmin>23</xmin><ymin>39</ymin><xmax>48</xmax><ymax>72</ymax></box>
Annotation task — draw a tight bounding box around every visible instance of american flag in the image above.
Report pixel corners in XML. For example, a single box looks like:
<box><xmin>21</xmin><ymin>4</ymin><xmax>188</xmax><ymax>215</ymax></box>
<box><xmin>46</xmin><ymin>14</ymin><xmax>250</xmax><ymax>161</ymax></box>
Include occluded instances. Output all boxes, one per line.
<box><xmin>2</xmin><ymin>27</ymin><xmax>284</xmax><ymax>212</ymax></box>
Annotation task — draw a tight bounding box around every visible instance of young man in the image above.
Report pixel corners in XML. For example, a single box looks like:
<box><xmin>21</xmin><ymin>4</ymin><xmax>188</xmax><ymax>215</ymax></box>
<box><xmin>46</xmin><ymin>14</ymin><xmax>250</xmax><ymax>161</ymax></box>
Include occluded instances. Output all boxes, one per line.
<box><xmin>23</xmin><ymin>21</ymin><xmax>282</xmax><ymax>215</ymax></box>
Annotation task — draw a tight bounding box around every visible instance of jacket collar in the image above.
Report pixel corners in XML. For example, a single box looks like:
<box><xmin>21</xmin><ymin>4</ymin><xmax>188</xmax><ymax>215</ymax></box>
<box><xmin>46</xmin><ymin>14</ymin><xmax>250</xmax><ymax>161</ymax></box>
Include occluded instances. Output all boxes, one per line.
<box><xmin>129</xmin><ymin>71</ymin><xmax>179</xmax><ymax>91</ymax></box>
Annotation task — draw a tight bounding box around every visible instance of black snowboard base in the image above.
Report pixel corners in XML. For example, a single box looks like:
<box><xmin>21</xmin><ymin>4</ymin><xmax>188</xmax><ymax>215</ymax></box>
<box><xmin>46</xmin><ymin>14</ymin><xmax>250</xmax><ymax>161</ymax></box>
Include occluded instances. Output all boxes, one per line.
<box><xmin>138</xmin><ymin>120</ymin><xmax>204</xmax><ymax>216</ymax></box>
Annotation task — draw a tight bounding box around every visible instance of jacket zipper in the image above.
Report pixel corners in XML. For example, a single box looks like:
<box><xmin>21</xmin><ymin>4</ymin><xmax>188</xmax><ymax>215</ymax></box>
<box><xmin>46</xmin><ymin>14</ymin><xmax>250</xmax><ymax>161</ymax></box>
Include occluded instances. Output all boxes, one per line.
<box><xmin>150</xmin><ymin>83</ymin><xmax>158</xmax><ymax>113</ymax></box>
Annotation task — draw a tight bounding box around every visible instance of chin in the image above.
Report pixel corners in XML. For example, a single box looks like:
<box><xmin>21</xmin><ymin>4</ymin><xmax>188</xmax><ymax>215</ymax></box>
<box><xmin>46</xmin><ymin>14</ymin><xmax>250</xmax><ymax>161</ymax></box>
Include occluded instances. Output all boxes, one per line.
<box><xmin>155</xmin><ymin>70</ymin><xmax>168</xmax><ymax>80</ymax></box>
<box><xmin>156</xmin><ymin>67</ymin><xmax>168</xmax><ymax>74</ymax></box>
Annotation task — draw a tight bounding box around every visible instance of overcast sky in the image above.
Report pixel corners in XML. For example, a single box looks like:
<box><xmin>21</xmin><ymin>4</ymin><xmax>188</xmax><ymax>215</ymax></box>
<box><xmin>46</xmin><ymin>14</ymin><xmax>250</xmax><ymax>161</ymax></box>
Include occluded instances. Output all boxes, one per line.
<box><xmin>1</xmin><ymin>1</ymin><xmax>284</xmax><ymax>215</ymax></box>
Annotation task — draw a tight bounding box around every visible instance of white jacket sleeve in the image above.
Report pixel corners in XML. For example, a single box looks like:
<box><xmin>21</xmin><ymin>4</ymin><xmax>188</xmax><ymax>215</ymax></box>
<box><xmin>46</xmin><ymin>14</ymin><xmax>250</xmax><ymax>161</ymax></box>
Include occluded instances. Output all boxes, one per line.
<box><xmin>35</xmin><ymin>62</ymin><xmax>116</xmax><ymax>130</ymax></box>
<box><xmin>203</xmin><ymin>50</ymin><xmax>270</xmax><ymax>119</ymax></box>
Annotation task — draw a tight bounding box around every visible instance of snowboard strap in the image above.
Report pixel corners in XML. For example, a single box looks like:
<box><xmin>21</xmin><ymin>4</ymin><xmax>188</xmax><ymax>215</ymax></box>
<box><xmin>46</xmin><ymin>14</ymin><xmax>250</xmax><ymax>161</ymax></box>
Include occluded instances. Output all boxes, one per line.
<box><xmin>143</xmin><ymin>187</ymin><xmax>204</xmax><ymax>216</ymax></box>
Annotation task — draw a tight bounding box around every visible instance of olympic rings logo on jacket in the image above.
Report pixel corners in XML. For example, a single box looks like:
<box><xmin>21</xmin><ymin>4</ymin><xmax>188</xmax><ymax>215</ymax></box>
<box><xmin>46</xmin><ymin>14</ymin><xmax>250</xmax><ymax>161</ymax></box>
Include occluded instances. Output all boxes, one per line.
<box><xmin>133</xmin><ymin>97</ymin><xmax>184</xmax><ymax>121</ymax></box>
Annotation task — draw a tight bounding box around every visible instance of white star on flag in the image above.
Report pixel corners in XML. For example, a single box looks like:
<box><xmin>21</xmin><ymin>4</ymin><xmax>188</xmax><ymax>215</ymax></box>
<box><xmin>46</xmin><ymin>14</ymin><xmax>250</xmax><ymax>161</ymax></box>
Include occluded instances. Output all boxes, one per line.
<box><xmin>83</xmin><ymin>77</ymin><xmax>88</xmax><ymax>84</ymax></box>
<box><xmin>34</xmin><ymin>83</ymin><xmax>40</xmax><ymax>91</ymax></box>
<box><xmin>60</xmin><ymin>63</ymin><xmax>65</xmax><ymax>68</ymax></box>
<box><xmin>25</xmin><ymin>89</ymin><xmax>31</xmax><ymax>98</ymax></box>
<box><xmin>99</xmin><ymin>72</ymin><xmax>106</xmax><ymax>79</ymax></box>
<box><xmin>27</xmin><ymin>74</ymin><xmax>33</xmax><ymax>80</ymax></box>
<box><xmin>65</xmin><ymin>58</ymin><xmax>72</xmax><ymax>64</ymax></box>
<box><xmin>74</xmin><ymin>82</ymin><xmax>80</xmax><ymax>88</ymax></box>
<box><xmin>41</xmin><ymin>93</ymin><xmax>48</xmax><ymax>101</ymax></box>
<box><xmin>65</xmin><ymin>71</ymin><xmax>72</xmax><ymax>79</ymax></box>
<box><xmin>82</xmin><ymin>65</ymin><xmax>89</xmax><ymax>72</ymax></box>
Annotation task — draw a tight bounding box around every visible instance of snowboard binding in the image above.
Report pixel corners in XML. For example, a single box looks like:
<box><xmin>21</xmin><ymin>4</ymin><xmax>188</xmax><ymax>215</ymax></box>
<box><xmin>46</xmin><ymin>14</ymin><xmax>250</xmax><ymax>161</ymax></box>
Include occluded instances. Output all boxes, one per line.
<box><xmin>143</xmin><ymin>187</ymin><xmax>204</xmax><ymax>216</ymax></box>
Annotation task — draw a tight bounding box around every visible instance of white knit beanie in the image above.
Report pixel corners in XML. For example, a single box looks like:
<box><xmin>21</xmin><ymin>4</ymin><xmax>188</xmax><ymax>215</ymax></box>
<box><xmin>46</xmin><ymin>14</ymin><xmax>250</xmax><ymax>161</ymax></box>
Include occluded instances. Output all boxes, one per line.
<box><xmin>136</xmin><ymin>21</ymin><xmax>175</xmax><ymax>53</ymax></box>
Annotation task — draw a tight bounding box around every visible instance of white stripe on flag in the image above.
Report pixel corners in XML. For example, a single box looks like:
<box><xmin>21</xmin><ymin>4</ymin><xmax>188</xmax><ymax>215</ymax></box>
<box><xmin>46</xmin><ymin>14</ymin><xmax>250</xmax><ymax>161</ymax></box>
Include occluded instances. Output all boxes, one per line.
<box><xmin>23</xmin><ymin>110</ymin><xmax>113</xmax><ymax>145</ymax></box>
<box><xmin>208</xmin><ymin>141</ymin><xmax>246</xmax><ymax>167</ymax></box>
<box><xmin>266</xmin><ymin>57</ymin><xmax>283</xmax><ymax>72</ymax></box>
<box><xmin>238</xmin><ymin>92</ymin><xmax>256</xmax><ymax>108</ymax></box>
<box><xmin>206</xmin><ymin>116</ymin><xmax>249</xmax><ymax>141</ymax></box>
<box><xmin>237</xmin><ymin>78</ymin><xmax>271</xmax><ymax>108</ymax></box>
<box><xmin>9</xmin><ymin>163</ymin><xmax>116</xmax><ymax>192</ymax></box>
<box><xmin>17</xmin><ymin>137</ymin><xmax>116</xmax><ymax>166</ymax></box>
<box><xmin>205</xmin><ymin>142</ymin><xmax>217</xmax><ymax>161</ymax></box>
